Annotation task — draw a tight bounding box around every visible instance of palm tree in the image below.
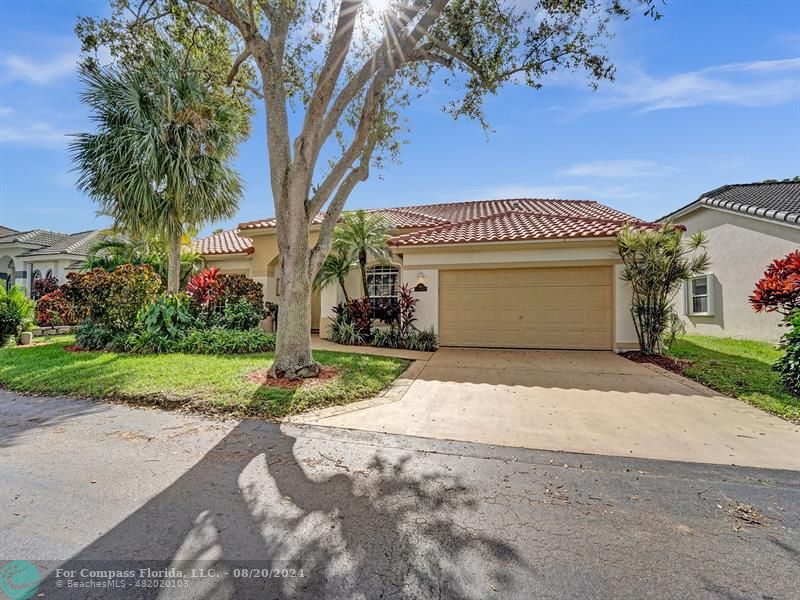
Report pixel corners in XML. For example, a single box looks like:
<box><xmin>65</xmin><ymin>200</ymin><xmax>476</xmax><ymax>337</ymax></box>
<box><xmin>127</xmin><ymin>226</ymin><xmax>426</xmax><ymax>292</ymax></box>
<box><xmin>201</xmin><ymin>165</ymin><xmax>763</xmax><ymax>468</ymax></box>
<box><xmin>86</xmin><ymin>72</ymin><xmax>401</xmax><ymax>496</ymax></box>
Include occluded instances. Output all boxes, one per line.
<box><xmin>314</xmin><ymin>251</ymin><xmax>355</xmax><ymax>302</ymax></box>
<box><xmin>81</xmin><ymin>234</ymin><xmax>205</xmax><ymax>289</ymax></box>
<box><xmin>333</xmin><ymin>210</ymin><xmax>392</xmax><ymax>297</ymax></box>
<box><xmin>71</xmin><ymin>41</ymin><xmax>246</xmax><ymax>292</ymax></box>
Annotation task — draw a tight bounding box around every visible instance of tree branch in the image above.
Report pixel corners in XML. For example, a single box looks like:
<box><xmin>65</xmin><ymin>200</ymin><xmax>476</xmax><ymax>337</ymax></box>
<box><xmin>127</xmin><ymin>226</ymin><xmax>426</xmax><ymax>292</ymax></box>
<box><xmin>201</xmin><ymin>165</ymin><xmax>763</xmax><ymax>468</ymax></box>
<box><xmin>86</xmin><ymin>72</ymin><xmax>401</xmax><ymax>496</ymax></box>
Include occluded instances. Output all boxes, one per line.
<box><xmin>226</xmin><ymin>48</ymin><xmax>252</xmax><ymax>85</ymax></box>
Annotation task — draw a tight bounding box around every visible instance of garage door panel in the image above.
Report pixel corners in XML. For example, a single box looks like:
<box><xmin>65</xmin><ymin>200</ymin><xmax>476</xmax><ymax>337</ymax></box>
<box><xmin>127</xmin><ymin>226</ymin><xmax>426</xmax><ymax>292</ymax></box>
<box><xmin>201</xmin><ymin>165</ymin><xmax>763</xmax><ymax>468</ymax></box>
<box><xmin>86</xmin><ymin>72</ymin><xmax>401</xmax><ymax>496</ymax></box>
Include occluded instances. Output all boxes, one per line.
<box><xmin>438</xmin><ymin>266</ymin><xmax>613</xmax><ymax>350</ymax></box>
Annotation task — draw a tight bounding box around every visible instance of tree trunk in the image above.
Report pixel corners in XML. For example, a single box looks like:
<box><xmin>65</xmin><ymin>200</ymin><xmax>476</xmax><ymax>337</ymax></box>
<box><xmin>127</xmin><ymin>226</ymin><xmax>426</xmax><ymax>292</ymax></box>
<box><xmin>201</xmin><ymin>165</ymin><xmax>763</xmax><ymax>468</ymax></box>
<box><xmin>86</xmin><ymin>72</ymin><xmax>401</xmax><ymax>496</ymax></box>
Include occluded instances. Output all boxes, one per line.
<box><xmin>359</xmin><ymin>250</ymin><xmax>368</xmax><ymax>297</ymax></box>
<box><xmin>338</xmin><ymin>277</ymin><xmax>350</xmax><ymax>302</ymax></box>
<box><xmin>270</xmin><ymin>221</ymin><xmax>321</xmax><ymax>379</ymax></box>
<box><xmin>167</xmin><ymin>232</ymin><xmax>181</xmax><ymax>294</ymax></box>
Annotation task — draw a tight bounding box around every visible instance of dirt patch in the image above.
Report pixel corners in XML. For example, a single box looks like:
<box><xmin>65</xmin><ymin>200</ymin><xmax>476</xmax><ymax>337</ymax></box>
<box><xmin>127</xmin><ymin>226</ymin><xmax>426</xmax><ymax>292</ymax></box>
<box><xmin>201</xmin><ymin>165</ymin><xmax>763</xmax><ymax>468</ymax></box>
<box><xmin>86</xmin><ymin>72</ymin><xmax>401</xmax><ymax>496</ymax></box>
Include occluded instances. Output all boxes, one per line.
<box><xmin>622</xmin><ymin>351</ymin><xmax>691</xmax><ymax>375</ymax></box>
<box><xmin>247</xmin><ymin>366</ymin><xmax>339</xmax><ymax>389</ymax></box>
<box><xmin>64</xmin><ymin>345</ymin><xmax>84</xmax><ymax>352</ymax></box>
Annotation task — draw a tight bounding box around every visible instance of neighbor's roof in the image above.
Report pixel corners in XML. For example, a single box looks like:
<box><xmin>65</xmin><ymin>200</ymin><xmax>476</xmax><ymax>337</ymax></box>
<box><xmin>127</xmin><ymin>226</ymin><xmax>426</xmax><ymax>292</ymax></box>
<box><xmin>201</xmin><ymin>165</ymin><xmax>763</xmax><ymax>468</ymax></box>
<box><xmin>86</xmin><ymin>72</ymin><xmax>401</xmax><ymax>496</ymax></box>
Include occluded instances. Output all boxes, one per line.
<box><xmin>22</xmin><ymin>230</ymin><xmax>104</xmax><ymax>257</ymax></box>
<box><xmin>0</xmin><ymin>228</ymin><xmax>70</xmax><ymax>247</ymax></box>
<box><xmin>0</xmin><ymin>225</ymin><xmax>18</xmax><ymax>238</ymax></box>
<box><xmin>660</xmin><ymin>180</ymin><xmax>800</xmax><ymax>225</ymax></box>
<box><xmin>389</xmin><ymin>211</ymin><xmax>657</xmax><ymax>247</ymax></box>
<box><xmin>191</xmin><ymin>229</ymin><xmax>254</xmax><ymax>256</ymax></box>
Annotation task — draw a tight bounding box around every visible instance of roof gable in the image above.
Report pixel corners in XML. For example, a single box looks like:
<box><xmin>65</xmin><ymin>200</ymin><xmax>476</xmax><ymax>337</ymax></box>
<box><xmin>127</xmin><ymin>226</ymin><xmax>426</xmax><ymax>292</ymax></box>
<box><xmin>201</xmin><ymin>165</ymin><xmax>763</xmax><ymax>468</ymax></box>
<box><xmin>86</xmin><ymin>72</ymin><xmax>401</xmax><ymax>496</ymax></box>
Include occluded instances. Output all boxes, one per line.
<box><xmin>660</xmin><ymin>181</ymin><xmax>800</xmax><ymax>225</ymax></box>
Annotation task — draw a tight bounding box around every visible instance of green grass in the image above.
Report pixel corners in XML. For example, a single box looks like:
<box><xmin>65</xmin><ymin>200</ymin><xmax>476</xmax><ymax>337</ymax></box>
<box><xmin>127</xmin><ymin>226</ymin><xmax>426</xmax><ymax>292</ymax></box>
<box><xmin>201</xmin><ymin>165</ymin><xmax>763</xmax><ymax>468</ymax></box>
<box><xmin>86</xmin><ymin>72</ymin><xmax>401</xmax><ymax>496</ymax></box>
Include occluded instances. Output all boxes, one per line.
<box><xmin>0</xmin><ymin>336</ymin><xmax>409</xmax><ymax>419</ymax></box>
<box><xmin>667</xmin><ymin>335</ymin><xmax>800</xmax><ymax>422</ymax></box>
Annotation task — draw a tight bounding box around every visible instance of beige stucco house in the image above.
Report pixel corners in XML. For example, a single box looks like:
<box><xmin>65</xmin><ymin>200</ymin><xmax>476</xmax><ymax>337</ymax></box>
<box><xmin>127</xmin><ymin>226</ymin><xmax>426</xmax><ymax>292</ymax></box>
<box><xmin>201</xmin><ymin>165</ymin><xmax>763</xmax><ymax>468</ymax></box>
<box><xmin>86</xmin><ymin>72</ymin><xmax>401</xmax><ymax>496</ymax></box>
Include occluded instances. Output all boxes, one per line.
<box><xmin>661</xmin><ymin>181</ymin><xmax>800</xmax><ymax>343</ymax></box>
<box><xmin>195</xmin><ymin>198</ymin><xmax>658</xmax><ymax>351</ymax></box>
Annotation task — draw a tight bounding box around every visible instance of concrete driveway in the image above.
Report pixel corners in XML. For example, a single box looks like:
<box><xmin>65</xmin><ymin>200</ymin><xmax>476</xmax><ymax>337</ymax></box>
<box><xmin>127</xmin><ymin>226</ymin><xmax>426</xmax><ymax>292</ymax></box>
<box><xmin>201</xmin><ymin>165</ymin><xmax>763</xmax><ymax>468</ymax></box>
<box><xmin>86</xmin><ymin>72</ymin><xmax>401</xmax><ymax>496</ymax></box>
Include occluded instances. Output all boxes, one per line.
<box><xmin>297</xmin><ymin>348</ymin><xmax>800</xmax><ymax>470</ymax></box>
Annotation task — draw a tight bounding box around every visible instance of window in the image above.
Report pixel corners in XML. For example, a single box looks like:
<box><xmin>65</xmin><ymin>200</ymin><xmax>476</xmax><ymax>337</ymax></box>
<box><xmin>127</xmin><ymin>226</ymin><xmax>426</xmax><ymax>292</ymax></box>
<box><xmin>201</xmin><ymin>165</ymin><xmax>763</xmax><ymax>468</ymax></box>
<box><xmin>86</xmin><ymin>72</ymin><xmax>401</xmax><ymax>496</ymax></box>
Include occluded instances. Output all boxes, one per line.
<box><xmin>687</xmin><ymin>274</ymin><xmax>714</xmax><ymax>316</ymax></box>
<box><xmin>45</xmin><ymin>269</ymin><xmax>53</xmax><ymax>280</ymax></box>
<box><xmin>367</xmin><ymin>265</ymin><xmax>399</xmax><ymax>300</ymax></box>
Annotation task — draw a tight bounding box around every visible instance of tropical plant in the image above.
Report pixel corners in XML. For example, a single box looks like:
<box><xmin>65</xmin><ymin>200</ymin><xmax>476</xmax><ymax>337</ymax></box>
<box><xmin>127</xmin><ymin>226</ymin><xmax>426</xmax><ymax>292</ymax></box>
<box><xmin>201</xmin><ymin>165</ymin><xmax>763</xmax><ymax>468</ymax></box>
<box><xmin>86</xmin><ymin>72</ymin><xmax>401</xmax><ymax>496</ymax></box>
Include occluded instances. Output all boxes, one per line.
<box><xmin>215</xmin><ymin>298</ymin><xmax>264</xmax><ymax>331</ymax></box>
<box><xmin>314</xmin><ymin>251</ymin><xmax>355</xmax><ymax>302</ymax></box>
<box><xmin>333</xmin><ymin>210</ymin><xmax>392</xmax><ymax>297</ymax></box>
<box><xmin>35</xmin><ymin>289</ymin><xmax>78</xmax><ymax>327</ymax></box>
<box><xmin>775</xmin><ymin>309</ymin><xmax>800</xmax><ymax>395</ymax></box>
<box><xmin>406</xmin><ymin>328</ymin><xmax>439</xmax><ymax>352</ymax></box>
<box><xmin>372</xmin><ymin>328</ymin><xmax>404</xmax><ymax>349</ymax></box>
<box><xmin>750</xmin><ymin>250</ymin><xmax>800</xmax><ymax>318</ymax></box>
<box><xmin>174</xmin><ymin>328</ymin><xmax>276</xmax><ymax>355</ymax></box>
<box><xmin>75</xmin><ymin>320</ymin><xmax>118</xmax><ymax>351</ymax></box>
<box><xmin>81</xmin><ymin>235</ymin><xmax>205</xmax><ymax>289</ymax></box>
<box><xmin>139</xmin><ymin>293</ymin><xmax>195</xmax><ymax>338</ymax></box>
<box><xmin>0</xmin><ymin>285</ymin><xmax>35</xmax><ymax>345</ymax></box>
<box><xmin>31</xmin><ymin>276</ymin><xmax>59</xmax><ymax>301</ymax></box>
<box><xmin>328</xmin><ymin>320</ymin><xmax>364</xmax><ymax>346</ymax></box>
<box><xmin>395</xmin><ymin>284</ymin><xmax>418</xmax><ymax>338</ymax></box>
<box><xmin>71</xmin><ymin>41</ymin><xmax>246</xmax><ymax>293</ymax></box>
<box><xmin>186</xmin><ymin>267</ymin><xmax>223</xmax><ymax>311</ymax></box>
<box><xmin>617</xmin><ymin>223</ymin><xmax>709</xmax><ymax>355</ymax></box>
<box><xmin>64</xmin><ymin>265</ymin><xmax>162</xmax><ymax>333</ymax></box>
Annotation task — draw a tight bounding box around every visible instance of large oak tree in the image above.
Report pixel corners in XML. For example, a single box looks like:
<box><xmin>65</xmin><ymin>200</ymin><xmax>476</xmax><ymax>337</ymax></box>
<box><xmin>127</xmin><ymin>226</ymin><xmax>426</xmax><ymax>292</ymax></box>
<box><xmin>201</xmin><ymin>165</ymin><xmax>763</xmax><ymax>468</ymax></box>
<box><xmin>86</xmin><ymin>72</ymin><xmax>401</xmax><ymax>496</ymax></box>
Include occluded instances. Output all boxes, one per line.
<box><xmin>85</xmin><ymin>0</ymin><xmax>661</xmax><ymax>377</ymax></box>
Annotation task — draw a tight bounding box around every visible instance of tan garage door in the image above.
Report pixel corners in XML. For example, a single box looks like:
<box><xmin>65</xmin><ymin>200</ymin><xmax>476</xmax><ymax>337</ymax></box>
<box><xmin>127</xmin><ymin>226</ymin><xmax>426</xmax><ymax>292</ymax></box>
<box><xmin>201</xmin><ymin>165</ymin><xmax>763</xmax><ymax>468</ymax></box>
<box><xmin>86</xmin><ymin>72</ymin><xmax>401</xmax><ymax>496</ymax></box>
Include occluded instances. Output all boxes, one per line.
<box><xmin>439</xmin><ymin>266</ymin><xmax>613</xmax><ymax>349</ymax></box>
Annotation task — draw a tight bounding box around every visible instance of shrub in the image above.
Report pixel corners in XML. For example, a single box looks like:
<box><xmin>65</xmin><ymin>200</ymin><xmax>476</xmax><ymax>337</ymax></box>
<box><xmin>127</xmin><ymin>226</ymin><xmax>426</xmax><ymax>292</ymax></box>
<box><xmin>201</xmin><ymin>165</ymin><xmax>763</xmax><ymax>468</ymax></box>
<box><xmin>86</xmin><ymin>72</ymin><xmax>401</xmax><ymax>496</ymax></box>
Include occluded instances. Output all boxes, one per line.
<box><xmin>186</xmin><ymin>268</ymin><xmax>266</xmax><ymax>327</ymax></box>
<box><xmin>406</xmin><ymin>328</ymin><xmax>438</xmax><ymax>352</ymax></box>
<box><xmin>139</xmin><ymin>293</ymin><xmax>194</xmax><ymax>338</ymax></box>
<box><xmin>31</xmin><ymin>276</ymin><xmax>58</xmax><ymax>300</ymax></box>
<box><xmin>36</xmin><ymin>289</ymin><xmax>77</xmax><ymax>326</ymax></box>
<box><xmin>215</xmin><ymin>298</ymin><xmax>264</xmax><ymax>331</ymax></box>
<box><xmin>64</xmin><ymin>265</ymin><xmax>162</xmax><ymax>332</ymax></box>
<box><xmin>0</xmin><ymin>285</ymin><xmax>35</xmax><ymax>345</ymax></box>
<box><xmin>174</xmin><ymin>328</ymin><xmax>276</xmax><ymax>354</ymax></box>
<box><xmin>775</xmin><ymin>309</ymin><xmax>800</xmax><ymax>396</ymax></box>
<box><xmin>750</xmin><ymin>250</ymin><xmax>800</xmax><ymax>317</ymax></box>
<box><xmin>75</xmin><ymin>320</ymin><xmax>118</xmax><ymax>351</ymax></box>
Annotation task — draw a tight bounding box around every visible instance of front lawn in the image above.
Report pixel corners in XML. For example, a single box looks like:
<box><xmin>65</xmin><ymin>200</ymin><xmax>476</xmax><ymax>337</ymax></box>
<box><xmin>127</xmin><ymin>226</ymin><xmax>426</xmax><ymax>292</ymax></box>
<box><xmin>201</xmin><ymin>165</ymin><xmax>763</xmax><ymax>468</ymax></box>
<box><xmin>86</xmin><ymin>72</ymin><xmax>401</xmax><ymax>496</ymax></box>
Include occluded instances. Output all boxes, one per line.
<box><xmin>0</xmin><ymin>336</ymin><xmax>408</xmax><ymax>418</ymax></box>
<box><xmin>667</xmin><ymin>335</ymin><xmax>800</xmax><ymax>422</ymax></box>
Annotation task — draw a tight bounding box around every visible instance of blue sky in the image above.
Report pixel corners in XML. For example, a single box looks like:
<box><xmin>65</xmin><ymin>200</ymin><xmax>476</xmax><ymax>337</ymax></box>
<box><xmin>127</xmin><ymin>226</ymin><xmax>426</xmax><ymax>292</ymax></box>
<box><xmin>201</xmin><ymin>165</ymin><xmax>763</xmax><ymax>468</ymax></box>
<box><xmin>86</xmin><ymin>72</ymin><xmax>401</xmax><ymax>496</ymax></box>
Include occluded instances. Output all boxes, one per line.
<box><xmin>1</xmin><ymin>0</ymin><xmax>799</xmax><ymax>236</ymax></box>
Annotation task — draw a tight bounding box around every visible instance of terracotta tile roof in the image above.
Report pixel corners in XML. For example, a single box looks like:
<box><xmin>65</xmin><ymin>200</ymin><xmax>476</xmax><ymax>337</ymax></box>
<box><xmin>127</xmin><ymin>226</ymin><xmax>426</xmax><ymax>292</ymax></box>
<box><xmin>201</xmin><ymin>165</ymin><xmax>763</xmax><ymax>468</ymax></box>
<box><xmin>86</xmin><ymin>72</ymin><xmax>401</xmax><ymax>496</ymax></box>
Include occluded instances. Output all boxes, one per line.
<box><xmin>237</xmin><ymin>198</ymin><xmax>639</xmax><ymax>232</ymax></box>
<box><xmin>192</xmin><ymin>229</ymin><xmax>254</xmax><ymax>255</ymax></box>
<box><xmin>388</xmin><ymin>211</ymin><xmax>658</xmax><ymax>247</ymax></box>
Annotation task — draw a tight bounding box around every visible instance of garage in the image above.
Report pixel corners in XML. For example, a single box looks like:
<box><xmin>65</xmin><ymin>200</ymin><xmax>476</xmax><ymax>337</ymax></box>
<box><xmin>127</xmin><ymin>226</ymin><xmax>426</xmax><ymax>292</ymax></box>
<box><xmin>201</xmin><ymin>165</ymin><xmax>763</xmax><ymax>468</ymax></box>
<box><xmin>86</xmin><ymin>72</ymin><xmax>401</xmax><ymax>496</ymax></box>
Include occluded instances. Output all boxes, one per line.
<box><xmin>438</xmin><ymin>266</ymin><xmax>613</xmax><ymax>349</ymax></box>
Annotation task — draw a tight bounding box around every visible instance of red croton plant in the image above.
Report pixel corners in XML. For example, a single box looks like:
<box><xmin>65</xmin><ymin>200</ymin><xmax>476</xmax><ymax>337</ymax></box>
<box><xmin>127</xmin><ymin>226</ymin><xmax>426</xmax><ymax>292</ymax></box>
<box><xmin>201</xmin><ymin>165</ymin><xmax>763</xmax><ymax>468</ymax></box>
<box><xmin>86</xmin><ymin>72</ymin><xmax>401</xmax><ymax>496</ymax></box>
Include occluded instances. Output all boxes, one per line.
<box><xmin>750</xmin><ymin>250</ymin><xmax>800</xmax><ymax>316</ymax></box>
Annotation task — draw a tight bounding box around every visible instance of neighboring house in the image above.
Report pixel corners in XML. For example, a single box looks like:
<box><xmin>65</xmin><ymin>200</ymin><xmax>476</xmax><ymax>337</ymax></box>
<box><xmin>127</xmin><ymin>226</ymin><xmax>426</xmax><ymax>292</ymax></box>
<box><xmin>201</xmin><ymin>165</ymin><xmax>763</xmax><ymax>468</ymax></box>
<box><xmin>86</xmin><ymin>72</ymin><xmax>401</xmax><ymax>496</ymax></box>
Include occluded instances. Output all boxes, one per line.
<box><xmin>0</xmin><ymin>226</ymin><xmax>103</xmax><ymax>295</ymax></box>
<box><xmin>660</xmin><ymin>181</ymin><xmax>800</xmax><ymax>343</ymax></box>
<box><xmin>195</xmin><ymin>198</ymin><xmax>657</xmax><ymax>351</ymax></box>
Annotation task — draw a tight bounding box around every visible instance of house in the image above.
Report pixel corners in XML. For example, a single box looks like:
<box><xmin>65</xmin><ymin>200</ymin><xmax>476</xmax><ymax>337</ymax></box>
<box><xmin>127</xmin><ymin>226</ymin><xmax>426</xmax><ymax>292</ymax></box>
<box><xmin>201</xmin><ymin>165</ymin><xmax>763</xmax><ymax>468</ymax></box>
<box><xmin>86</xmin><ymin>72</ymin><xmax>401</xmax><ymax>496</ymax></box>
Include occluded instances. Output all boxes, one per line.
<box><xmin>195</xmin><ymin>198</ymin><xmax>658</xmax><ymax>351</ymax></box>
<box><xmin>0</xmin><ymin>226</ymin><xmax>103</xmax><ymax>295</ymax></box>
<box><xmin>660</xmin><ymin>181</ymin><xmax>800</xmax><ymax>342</ymax></box>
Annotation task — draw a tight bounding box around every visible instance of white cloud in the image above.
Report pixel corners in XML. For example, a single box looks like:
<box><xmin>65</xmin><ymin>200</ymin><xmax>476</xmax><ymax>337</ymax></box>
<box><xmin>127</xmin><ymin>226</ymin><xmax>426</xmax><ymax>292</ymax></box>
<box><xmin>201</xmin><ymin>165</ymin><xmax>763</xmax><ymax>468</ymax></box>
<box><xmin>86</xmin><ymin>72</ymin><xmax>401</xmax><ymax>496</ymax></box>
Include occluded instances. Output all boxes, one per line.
<box><xmin>0</xmin><ymin>106</ymin><xmax>13</xmax><ymax>117</ymax></box>
<box><xmin>586</xmin><ymin>57</ymin><xmax>800</xmax><ymax>113</ymax></box>
<box><xmin>1</xmin><ymin>52</ymin><xmax>77</xmax><ymax>85</ymax></box>
<box><xmin>559</xmin><ymin>159</ymin><xmax>675</xmax><ymax>178</ymax></box>
<box><xmin>0</xmin><ymin>122</ymin><xmax>69</xmax><ymax>150</ymax></box>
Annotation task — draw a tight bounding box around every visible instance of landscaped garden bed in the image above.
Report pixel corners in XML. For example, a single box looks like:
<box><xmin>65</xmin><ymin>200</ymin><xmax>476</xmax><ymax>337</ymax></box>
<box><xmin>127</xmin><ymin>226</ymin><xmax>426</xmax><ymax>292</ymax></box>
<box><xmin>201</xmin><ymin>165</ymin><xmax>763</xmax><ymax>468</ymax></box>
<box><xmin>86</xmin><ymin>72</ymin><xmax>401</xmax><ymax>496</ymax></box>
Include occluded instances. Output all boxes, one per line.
<box><xmin>0</xmin><ymin>335</ymin><xmax>408</xmax><ymax>419</ymax></box>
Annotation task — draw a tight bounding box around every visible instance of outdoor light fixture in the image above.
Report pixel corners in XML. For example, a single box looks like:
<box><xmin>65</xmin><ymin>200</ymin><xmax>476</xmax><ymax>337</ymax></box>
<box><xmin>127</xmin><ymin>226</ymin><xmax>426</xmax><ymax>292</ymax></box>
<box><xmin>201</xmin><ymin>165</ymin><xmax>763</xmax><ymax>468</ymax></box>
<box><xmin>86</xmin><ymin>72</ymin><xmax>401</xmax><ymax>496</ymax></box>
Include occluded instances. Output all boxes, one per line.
<box><xmin>414</xmin><ymin>272</ymin><xmax>428</xmax><ymax>292</ymax></box>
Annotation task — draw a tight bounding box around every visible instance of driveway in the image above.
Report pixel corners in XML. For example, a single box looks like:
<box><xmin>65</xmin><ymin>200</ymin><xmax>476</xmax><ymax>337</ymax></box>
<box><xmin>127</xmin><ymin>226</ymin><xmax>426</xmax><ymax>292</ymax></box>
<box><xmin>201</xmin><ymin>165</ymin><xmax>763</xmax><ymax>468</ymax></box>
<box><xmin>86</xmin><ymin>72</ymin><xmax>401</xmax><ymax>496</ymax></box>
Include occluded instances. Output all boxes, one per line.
<box><xmin>2</xmin><ymin>391</ymin><xmax>799</xmax><ymax>599</ymax></box>
<box><xmin>297</xmin><ymin>348</ymin><xmax>800</xmax><ymax>470</ymax></box>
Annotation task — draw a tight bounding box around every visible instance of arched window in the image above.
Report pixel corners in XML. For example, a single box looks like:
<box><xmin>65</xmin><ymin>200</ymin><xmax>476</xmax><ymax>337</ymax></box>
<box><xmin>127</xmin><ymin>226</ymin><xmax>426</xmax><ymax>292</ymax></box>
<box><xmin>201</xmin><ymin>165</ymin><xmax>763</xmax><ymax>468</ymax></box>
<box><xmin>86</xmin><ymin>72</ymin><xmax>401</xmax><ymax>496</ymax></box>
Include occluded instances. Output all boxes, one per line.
<box><xmin>45</xmin><ymin>269</ymin><xmax>53</xmax><ymax>280</ymax></box>
<box><xmin>31</xmin><ymin>270</ymin><xmax>42</xmax><ymax>284</ymax></box>
<box><xmin>366</xmin><ymin>265</ymin><xmax>399</xmax><ymax>300</ymax></box>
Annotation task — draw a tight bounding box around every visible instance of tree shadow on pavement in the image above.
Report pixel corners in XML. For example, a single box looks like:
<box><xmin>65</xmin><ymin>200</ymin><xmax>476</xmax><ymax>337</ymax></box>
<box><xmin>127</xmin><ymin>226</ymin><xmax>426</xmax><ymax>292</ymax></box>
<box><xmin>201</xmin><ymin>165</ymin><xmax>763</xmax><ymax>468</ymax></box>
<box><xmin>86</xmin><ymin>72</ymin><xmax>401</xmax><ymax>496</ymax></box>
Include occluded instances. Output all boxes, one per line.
<box><xmin>37</xmin><ymin>419</ymin><xmax>526</xmax><ymax>599</ymax></box>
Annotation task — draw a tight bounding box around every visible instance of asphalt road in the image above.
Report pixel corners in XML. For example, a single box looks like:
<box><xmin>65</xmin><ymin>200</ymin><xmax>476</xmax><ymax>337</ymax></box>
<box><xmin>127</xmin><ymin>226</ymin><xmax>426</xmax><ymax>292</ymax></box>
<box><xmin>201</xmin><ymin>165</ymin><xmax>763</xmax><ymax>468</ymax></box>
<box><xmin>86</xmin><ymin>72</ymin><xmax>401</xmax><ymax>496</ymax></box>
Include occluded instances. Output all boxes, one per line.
<box><xmin>1</xmin><ymin>390</ymin><xmax>799</xmax><ymax>600</ymax></box>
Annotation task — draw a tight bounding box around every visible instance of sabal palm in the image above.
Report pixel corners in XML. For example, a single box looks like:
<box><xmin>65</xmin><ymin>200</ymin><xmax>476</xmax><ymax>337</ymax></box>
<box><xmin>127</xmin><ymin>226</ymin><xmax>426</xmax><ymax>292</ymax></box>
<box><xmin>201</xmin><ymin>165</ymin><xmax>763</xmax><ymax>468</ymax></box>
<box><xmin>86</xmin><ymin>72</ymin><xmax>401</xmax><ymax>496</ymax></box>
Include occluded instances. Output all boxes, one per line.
<box><xmin>333</xmin><ymin>210</ymin><xmax>392</xmax><ymax>297</ymax></box>
<box><xmin>71</xmin><ymin>42</ymin><xmax>246</xmax><ymax>292</ymax></box>
<box><xmin>314</xmin><ymin>251</ymin><xmax>355</xmax><ymax>302</ymax></box>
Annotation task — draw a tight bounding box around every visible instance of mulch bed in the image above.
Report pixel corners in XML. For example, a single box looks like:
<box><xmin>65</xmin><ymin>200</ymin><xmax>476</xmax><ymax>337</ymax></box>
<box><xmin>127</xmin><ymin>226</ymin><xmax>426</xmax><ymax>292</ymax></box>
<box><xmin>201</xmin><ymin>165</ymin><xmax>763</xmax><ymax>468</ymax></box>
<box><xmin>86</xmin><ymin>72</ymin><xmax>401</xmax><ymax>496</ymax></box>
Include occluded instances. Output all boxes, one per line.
<box><xmin>246</xmin><ymin>366</ymin><xmax>339</xmax><ymax>389</ymax></box>
<box><xmin>622</xmin><ymin>351</ymin><xmax>692</xmax><ymax>375</ymax></box>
